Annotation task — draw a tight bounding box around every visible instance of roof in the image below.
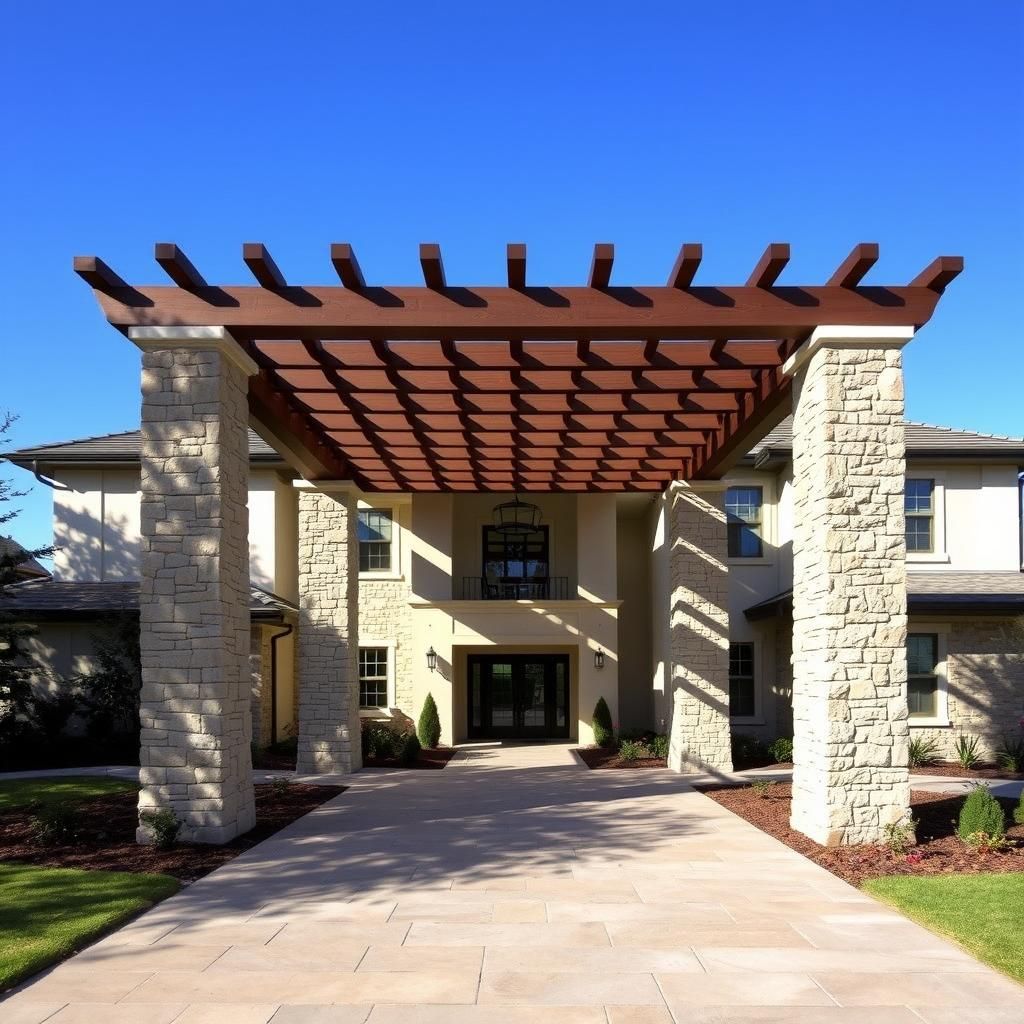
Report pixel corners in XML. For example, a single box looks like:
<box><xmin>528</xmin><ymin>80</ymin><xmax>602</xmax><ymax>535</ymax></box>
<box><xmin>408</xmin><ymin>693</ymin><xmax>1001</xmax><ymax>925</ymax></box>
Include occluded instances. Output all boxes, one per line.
<box><xmin>0</xmin><ymin>579</ymin><xmax>297</xmax><ymax>622</ymax></box>
<box><xmin>749</xmin><ymin>418</ymin><xmax>1024</xmax><ymax>460</ymax></box>
<box><xmin>0</xmin><ymin>537</ymin><xmax>51</xmax><ymax>580</ymax></box>
<box><xmin>746</xmin><ymin>572</ymin><xmax>1024</xmax><ymax>620</ymax></box>
<box><xmin>5</xmin><ymin>429</ymin><xmax>282</xmax><ymax>466</ymax></box>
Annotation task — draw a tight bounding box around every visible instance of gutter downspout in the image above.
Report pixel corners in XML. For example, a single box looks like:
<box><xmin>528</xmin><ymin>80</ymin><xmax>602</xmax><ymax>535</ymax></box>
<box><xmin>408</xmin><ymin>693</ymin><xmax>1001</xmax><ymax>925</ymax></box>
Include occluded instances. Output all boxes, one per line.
<box><xmin>30</xmin><ymin>461</ymin><xmax>71</xmax><ymax>491</ymax></box>
<box><xmin>268</xmin><ymin>622</ymin><xmax>294</xmax><ymax>746</ymax></box>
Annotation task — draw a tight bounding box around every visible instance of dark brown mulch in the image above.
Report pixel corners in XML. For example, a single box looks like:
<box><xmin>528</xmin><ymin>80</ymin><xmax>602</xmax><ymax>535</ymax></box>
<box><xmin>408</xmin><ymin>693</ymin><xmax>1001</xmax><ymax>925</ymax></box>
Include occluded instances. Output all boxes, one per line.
<box><xmin>363</xmin><ymin>747</ymin><xmax>454</xmax><ymax>770</ymax></box>
<box><xmin>575</xmin><ymin>747</ymin><xmax>667</xmax><ymax>770</ymax></box>
<box><xmin>698</xmin><ymin>782</ymin><xmax>1024</xmax><ymax>886</ymax></box>
<box><xmin>911</xmin><ymin>762</ymin><xmax>1024</xmax><ymax>781</ymax></box>
<box><xmin>0</xmin><ymin>782</ymin><xmax>345</xmax><ymax>882</ymax></box>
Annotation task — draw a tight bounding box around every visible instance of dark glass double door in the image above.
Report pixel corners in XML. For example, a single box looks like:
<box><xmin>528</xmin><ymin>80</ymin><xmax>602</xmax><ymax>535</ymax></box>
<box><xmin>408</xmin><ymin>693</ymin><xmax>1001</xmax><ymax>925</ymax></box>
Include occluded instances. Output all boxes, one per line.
<box><xmin>468</xmin><ymin>654</ymin><xmax>570</xmax><ymax>739</ymax></box>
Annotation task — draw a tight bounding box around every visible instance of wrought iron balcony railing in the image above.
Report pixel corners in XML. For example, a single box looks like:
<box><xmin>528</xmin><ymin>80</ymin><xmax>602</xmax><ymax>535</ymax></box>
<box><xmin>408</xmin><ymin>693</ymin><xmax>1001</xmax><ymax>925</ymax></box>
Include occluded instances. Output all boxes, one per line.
<box><xmin>460</xmin><ymin>576</ymin><xmax>570</xmax><ymax>601</ymax></box>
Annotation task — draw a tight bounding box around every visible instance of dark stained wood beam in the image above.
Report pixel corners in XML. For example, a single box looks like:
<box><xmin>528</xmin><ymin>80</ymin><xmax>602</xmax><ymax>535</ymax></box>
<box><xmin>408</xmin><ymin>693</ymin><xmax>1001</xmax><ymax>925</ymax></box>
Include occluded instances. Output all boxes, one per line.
<box><xmin>330</xmin><ymin>243</ymin><xmax>365</xmax><ymax>290</ymax></box>
<box><xmin>507</xmin><ymin>243</ymin><xmax>527</xmax><ymax>289</ymax></box>
<box><xmin>154</xmin><ymin>243</ymin><xmax>206</xmax><ymax>292</ymax></box>
<box><xmin>420</xmin><ymin>243</ymin><xmax>446</xmax><ymax>290</ymax></box>
<box><xmin>72</xmin><ymin>256</ymin><xmax>128</xmax><ymax>294</ymax></box>
<box><xmin>243</xmin><ymin>242</ymin><xmax>286</xmax><ymax>289</ymax></box>
<box><xmin>828</xmin><ymin>242</ymin><xmax>879</xmax><ymax>288</ymax></box>
<box><xmin>589</xmin><ymin>243</ymin><xmax>614</xmax><ymax>288</ymax></box>
<box><xmin>747</xmin><ymin>243</ymin><xmax>790</xmax><ymax>288</ymax></box>
<box><xmin>911</xmin><ymin>256</ymin><xmax>964</xmax><ymax>294</ymax></box>
<box><xmin>668</xmin><ymin>243</ymin><xmax>702</xmax><ymax>289</ymax></box>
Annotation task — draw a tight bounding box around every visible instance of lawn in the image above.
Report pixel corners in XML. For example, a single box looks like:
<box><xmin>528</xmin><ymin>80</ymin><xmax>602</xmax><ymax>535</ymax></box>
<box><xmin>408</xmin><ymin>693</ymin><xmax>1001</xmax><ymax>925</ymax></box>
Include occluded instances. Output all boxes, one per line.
<box><xmin>864</xmin><ymin>873</ymin><xmax>1024</xmax><ymax>983</ymax></box>
<box><xmin>0</xmin><ymin>775</ymin><xmax>137</xmax><ymax>812</ymax></box>
<box><xmin>0</xmin><ymin>863</ymin><xmax>178</xmax><ymax>990</ymax></box>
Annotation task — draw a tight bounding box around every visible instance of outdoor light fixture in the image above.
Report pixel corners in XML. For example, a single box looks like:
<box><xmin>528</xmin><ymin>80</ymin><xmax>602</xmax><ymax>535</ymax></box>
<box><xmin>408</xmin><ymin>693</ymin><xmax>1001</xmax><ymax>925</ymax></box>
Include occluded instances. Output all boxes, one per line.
<box><xmin>426</xmin><ymin>646</ymin><xmax>437</xmax><ymax>673</ymax></box>
<box><xmin>594</xmin><ymin>648</ymin><xmax>605</xmax><ymax>669</ymax></box>
<box><xmin>492</xmin><ymin>493</ymin><xmax>542</xmax><ymax>536</ymax></box>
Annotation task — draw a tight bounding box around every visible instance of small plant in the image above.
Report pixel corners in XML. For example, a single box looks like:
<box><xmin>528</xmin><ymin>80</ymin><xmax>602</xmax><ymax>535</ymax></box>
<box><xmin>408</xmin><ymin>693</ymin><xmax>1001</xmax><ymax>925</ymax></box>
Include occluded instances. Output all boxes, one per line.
<box><xmin>271</xmin><ymin>776</ymin><xmax>292</xmax><ymax>796</ymax></box>
<box><xmin>905</xmin><ymin>851</ymin><xmax>923</xmax><ymax>866</ymax></box>
<box><xmin>995</xmin><ymin>733</ymin><xmax>1024</xmax><ymax>774</ymax></box>
<box><xmin>649</xmin><ymin>734</ymin><xmax>670</xmax><ymax>759</ymax></box>
<box><xmin>399</xmin><ymin>732</ymin><xmax>421</xmax><ymax>767</ymax></box>
<box><xmin>139</xmin><ymin>808</ymin><xmax>182</xmax><ymax>850</ymax></box>
<box><xmin>618</xmin><ymin>739</ymin><xmax>652</xmax><ymax>763</ymax></box>
<box><xmin>1013</xmin><ymin>792</ymin><xmax>1024</xmax><ymax>826</ymax></box>
<box><xmin>908</xmin><ymin>735</ymin><xmax>941</xmax><ymax>768</ymax></box>
<box><xmin>961</xmin><ymin>831</ymin><xmax>1012</xmax><ymax>853</ymax></box>
<box><xmin>750</xmin><ymin>779</ymin><xmax>777</xmax><ymax>799</ymax></box>
<box><xmin>882</xmin><ymin>817</ymin><xmax>916</xmax><ymax>856</ymax></box>
<box><xmin>731</xmin><ymin>733</ymin><xmax>769</xmax><ymax>769</ymax></box>
<box><xmin>767</xmin><ymin>737</ymin><xmax>793</xmax><ymax>764</ymax></box>
<box><xmin>953</xmin><ymin>734</ymin><xmax>983</xmax><ymax>770</ymax></box>
<box><xmin>27</xmin><ymin>802</ymin><xmax>79</xmax><ymax>846</ymax></box>
<box><xmin>957</xmin><ymin>784</ymin><xmax>1005</xmax><ymax>843</ymax></box>
<box><xmin>592</xmin><ymin>697</ymin><xmax>614</xmax><ymax>748</ymax></box>
<box><xmin>417</xmin><ymin>692</ymin><xmax>441</xmax><ymax>749</ymax></box>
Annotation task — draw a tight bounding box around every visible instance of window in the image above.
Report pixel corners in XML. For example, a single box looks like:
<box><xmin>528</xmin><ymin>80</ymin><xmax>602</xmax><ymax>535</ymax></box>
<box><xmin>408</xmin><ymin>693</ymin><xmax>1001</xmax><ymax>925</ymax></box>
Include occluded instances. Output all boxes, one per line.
<box><xmin>482</xmin><ymin>526</ymin><xmax>549</xmax><ymax>581</ymax></box>
<box><xmin>905</xmin><ymin>480</ymin><xmax>934</xmax><ymax>553</ymax></box>
<box><xmin>726</xmin><ymin>486</ymin><xmax>764</xmax><ymax>558</ymax></box>
<box><xmin>358</xmin><ymin>509</ymin><xmax>393</xmax><ymax>572</ymax></box>
<box><xmin>358</xmin><ymin>647</ymin><xmax>389</xmax><ymax>709</ymax></box>
<box><xmin>907</xmin><ymin>634</ymin><xmax>939</xmax><ymax>719</ymax></box>
<box><xmin>729</xmin><ymin>642</ymin><xmax>756</xmax><ymax>719</ymax></box>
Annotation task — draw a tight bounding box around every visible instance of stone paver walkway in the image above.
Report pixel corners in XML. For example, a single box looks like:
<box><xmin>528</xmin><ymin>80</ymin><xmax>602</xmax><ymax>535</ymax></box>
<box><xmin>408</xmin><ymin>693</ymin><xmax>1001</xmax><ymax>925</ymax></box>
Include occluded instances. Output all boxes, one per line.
<box><xmin>4</xmin><ymin>742</ymin><xmax>1022</xmax><ymax>1023</ymax></box>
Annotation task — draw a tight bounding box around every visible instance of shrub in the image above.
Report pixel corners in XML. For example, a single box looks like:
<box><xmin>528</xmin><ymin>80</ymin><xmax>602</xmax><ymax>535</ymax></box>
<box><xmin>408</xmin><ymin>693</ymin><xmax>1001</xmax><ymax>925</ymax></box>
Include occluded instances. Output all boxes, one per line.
<box><xmin>592</xmin><ymin>697</ymin><xmax>614</xmax><ymax>748</ymax></box>
<box><xmin>961</xmin><ymin>831</ymin><xmax>1011</xmax><ymax>853</ymax></box>
<box><xmin>751</xmin><ymin>779</ymin><xmax>777</xmax><ymax>799</ymax></box>
<box><xmin>399</xmin><ymin>732</ymin><xmax>421</xmax><ymax>767</ymax></box>
<box><xmin>1013</xmin><ymin>793</ymin><xmax>1024</xmax><ymax>826</ymax></box>
<box><xmin>883</xmin><ymin>818</ymin><xmax>916</xmax><ymax>856</ymax></box>
<box><xmin>767</xmin><ymin>737</ymin><xmax>793</xmax><ymax>764</ymax></box>
<box><xmin>908</xmin><ymin>736</ymin><xmax>941</xmax><ymax>768</ymax></box>
<box><xmin>363</xmin><ymin>724</ymin><xmax>405</xmax><ymax>760</ymax></box>
<box><xmin>139</xmin><ymin>808</ymin><xmax>182</xmax><ymax>849</ymax></box>
<box><xmin>649</xmin><ymin>734</ymin><xmax>669</xmax><ymax>759</ymax></box>
<box><xmin>28</xmin><ymin>802</ymin><xmax>79</xmax><ymax>846</ymax></box>
<box><xmin>731</xmin><ymin>733</ymin><xmax>769</xmax><ymax>769</ymax></box>
<box><xmin>270</xmin><ymin>776</ymin><xmax>292</xmax><ymax>796</ymax></box>
<box><xmin>995</xmin><ymin>734</ymin><xmax>1024</xmax><ymax>774</ymax></box>
<box><xmin>957</xmin><ymin>785</ymin><xmax>1006</xmax><ymax>843</ymax></box>
<box><xmin>954</xmin><ymin>734</ymin><xmax>983</xmax><ymax>770</ymax></box>
<box><xmin>619</xmin><ymin>739</ymin><xmax>652</xmax><ymax>763</ymax></box>
<box><xmin>418</xmin><ymin>693</ymin><xmax>441</xmax><ymax>749</ymax></box>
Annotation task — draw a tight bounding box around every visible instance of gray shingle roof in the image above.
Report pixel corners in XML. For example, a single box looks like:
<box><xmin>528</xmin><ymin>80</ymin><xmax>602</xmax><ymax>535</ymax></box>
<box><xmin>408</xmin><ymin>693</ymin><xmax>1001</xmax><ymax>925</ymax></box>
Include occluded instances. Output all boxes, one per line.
<box><xmin>5</xmin><ymin>429</ymin><xmax>281</xmax><ymax>465</ymax></box>
<box><xmin>750</xmin><ymin>418</ymin><xmax>1024</xmax><ymax>459</ymax></box>
<box><xmin>0</xmin><ymin>579</ymin><xmax>297</xmax><ymax>621</ymax></box>
<box><xmin>746</xmin><ymin>572</ymin><xmax>1024</xmax><ymax>619</ymax></box>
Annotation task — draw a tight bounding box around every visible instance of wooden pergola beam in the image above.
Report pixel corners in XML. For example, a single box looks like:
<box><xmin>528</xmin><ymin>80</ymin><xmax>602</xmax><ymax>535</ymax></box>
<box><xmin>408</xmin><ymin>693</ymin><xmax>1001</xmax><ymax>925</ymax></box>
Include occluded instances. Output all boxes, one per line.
<box><xmin>72</xmin><ymin>256</ymin><xmax>128</xmax><ymax>294</ymax></box>
<box><xmin>420</xmin><ymin>243</ymin><xmax>446</xmax><ymax>290</ymax></box>
<box><xmin>243</xmin><ymin>243</ymin><xmax>286</xmax><ymax>289</ymax></box>
<box><xmin>911</xmin><ymin>256</ymin><xmax>965</xmax><ymax>294</ymax></box>
<box><xmin>330</xmin><ymin>243</ymin><xmax>365</xmax><ymax>290</ymax></box>
<box><xmin>507</xmin><ymin>243</ymin><xmax>526</xmax><ymax>289</ymax></box>
<box><xmin>747</xmin><ymin>243</ymin><xmax>790</xmax><ymax>288</ymax></box>
<box><xmin>589</xmin><ymin>243</ymin><xmax>614</xmax><ymax>288</ymax></box>
<box><xmin>154</xmin><ymin>243</ymin><xmax>206</xmax><ymax>292</ymax></box>
<box><xmin>668</xmin><ymin>243</ymin><xmax>702</xmax><ymax>289</ymax></box>
<box><xmin>828</xmin><ymin>242</ymin><xmax>879</xmax><ymax>288</ymax></box>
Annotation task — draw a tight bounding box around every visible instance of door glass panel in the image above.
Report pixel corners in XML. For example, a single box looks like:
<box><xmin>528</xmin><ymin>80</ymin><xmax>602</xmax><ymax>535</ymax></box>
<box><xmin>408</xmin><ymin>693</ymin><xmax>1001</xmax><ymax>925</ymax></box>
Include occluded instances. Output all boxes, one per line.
<box><xmin>521</xmin><ymin>662</ymin><xmax>546</xmax><ymax>728</ymax></box>
<box><xmin>471</xmin><ymin>663</ymin><xmax>481</xmax><ymax>728</ymax></box>
<box><xmin>555</xmin><ymin>661</ymin><xmax>566</xmax><ymax>727</ymax></box>
<box><xmin>490</xmin><ymin>663</ymin><xmax>514</xmax><ymax>727</ymax></box>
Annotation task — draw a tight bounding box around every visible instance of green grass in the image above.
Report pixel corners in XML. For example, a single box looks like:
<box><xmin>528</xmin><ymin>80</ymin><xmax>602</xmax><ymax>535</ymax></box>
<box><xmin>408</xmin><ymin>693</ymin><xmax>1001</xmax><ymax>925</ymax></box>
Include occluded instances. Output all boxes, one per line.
<box><xmin>0</xmin><ymin>776</ymin><xmax>137</xmax><ymax>812</ymax></box>
<box><xmin>863</xmin><ymin>872</ymin><xmax>1024</xmax><ymax>983</ymax></box>
<box><xmin>0</xmin><ymin>863</ymin><xmax>178</xmax><ymax>990</ymax></box>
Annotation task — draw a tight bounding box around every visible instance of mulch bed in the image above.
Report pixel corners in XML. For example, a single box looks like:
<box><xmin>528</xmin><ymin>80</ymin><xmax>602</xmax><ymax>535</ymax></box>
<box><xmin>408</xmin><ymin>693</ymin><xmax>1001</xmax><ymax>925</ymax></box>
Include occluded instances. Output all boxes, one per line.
<box><xmin>575</xmin><ymin>747</ymin><xmax>667</xmax><ymax>770</ymax></box>
<box><xmin>699</xmin><ymin>782</ymin><xmax>1024</xmax><ymax>886</ymax></box>
<box><xmin>363</xmin><ymin>747</ymin><xmax>454</xmax><ymax>770</ymax></box>
<box><xmin>0</xmin><ymin>782</ymin><xmax>345</xmax><ymax>883</ymax></box>
<box><xmin>911</xmin><ymin>762</ymin><xmax>1024</xmax><ymax>781</ymax></box>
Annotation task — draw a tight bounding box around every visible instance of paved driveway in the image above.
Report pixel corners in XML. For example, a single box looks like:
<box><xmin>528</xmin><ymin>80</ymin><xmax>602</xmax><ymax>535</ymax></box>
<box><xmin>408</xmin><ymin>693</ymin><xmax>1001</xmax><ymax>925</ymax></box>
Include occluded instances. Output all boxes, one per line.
<box><xmin>4</xmin><ymin>743</ymin><xmax>1022</xmax><ymax>1023</ymax></box>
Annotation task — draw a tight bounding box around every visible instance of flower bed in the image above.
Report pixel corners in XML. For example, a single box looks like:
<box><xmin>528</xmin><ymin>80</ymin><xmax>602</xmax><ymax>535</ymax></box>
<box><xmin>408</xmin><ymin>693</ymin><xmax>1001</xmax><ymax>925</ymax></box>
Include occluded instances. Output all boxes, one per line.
<box><xmin>364</xmin><ymin>747</ymin><xmax>454</xmax><ymax>770</ymax></box>
<box><xmin>910</xmin><ymin>762</ymin><xmax>1024</xmax><ymax>781</ymax></box>
<box><xmin>575</xmin><ymin>746</ymin><xmax>667</xmax><ymax>770</ymax></box>
<box><xmin>699</xmin><ymin>782</ymin><xmax>1024</xmax><ymax>886</ymax></box>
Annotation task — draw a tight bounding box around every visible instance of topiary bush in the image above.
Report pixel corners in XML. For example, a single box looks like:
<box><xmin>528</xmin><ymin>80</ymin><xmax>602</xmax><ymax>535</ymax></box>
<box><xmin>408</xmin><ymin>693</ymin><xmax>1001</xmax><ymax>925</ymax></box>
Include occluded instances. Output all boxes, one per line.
<box><xmin>768</xmin><ymin>737</ymin><xmax>793</xmax><ymax>764</ymax></box>
<box><xmin>1014</xmin><ymin>792</ymin><xmax>1024</xmax><ymax>826</ymax></box>
<box><xmin>418</xmin><ymin>692</ymin><xmax>441</xmax><ymax>749</ymax></box>
<box><xmin>957</xmin><ymin>785</ymin><xmax>1006</xmax><ymax>842</ymax></box>
<box><xmin>592</xmin><ymin>697</ymin><xmax>614</xmax><ymax>748</ymax></box>
<box><xmin>399</xmin><ymin>732</ymin><xmax>421</xmax><ymax>766</ymax></box>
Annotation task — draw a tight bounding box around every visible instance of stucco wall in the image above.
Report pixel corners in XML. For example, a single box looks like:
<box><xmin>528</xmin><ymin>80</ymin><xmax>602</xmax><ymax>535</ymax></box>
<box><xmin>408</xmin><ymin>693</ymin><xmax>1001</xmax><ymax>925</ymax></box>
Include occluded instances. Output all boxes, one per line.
<box><xmin>616</xmin><ymin>510</ymin><xmax>653</xmax><ymax>732</ymax></box>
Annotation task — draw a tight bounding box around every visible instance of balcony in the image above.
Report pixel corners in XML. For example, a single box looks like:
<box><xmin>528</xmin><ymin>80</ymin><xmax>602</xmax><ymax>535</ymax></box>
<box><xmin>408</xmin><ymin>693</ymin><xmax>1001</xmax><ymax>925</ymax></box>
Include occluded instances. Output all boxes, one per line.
<box><xmin>459</xmin><ymin>576</ymin><xmax>571</xmax><ymax>601</ymax></box>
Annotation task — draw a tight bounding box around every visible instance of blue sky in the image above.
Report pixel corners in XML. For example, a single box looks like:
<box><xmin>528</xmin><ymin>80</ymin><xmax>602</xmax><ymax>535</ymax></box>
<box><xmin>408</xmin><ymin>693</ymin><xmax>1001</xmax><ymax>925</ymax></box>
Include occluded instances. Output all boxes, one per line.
<box><xmin>2</xmin><ymin>2</ymin><xmax>1022</xmax><ymax>555</ymax></box>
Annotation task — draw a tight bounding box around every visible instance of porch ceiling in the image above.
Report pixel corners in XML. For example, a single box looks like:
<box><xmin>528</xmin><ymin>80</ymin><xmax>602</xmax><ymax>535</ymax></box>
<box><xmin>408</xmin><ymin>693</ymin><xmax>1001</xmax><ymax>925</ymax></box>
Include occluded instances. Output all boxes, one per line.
<box><xmin>75</xmin><ymin>242</ymin><xmax>961</xmax><ymax>492</ymax></box>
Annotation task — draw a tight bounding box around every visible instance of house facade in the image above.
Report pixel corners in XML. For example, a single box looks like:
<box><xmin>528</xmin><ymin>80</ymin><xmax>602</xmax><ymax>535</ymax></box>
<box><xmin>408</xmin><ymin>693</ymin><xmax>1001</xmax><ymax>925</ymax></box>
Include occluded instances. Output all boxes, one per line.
<box><xmin>8</xmin><ymin>418</ymin><xmax>1023</xmax><ymax>763</ymax></box>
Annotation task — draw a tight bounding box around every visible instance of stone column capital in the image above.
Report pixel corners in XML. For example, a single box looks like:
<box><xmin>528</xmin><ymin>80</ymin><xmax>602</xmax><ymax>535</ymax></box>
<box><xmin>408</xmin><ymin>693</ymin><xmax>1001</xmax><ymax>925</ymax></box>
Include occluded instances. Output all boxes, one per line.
<box><xmin>783</xmin><ymin>324</ymin><xmax>915</xmax><ymax>378</ymax></box>
<box><xmin>128</xmin><ymin>325</ymin><xmax>259</xmax><ymax>377</ymax></box>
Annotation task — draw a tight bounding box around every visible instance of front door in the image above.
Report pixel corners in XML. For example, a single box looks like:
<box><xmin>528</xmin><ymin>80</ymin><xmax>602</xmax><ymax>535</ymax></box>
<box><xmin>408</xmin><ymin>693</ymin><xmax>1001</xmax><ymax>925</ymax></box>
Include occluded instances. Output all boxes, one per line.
<box><xmin>467</xmin><ymin>654</ymin><xmax>570</xmax><ymax>739</ymax></box>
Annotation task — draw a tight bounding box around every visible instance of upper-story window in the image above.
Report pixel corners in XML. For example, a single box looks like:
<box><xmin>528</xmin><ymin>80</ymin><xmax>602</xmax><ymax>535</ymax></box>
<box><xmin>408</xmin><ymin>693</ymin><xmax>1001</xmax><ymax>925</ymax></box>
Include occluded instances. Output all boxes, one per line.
<box><xmin>725</xmin><ymin>486</ymin><xmax>764</xmax><ymax>558</ymax></box>
<box><xmin>358</xmin><ymin>509</ymin><xmax>393</xmax><ymax>572</ymax></box>
<box><xmin>905</xmin><ymin>479</ymin><xmax>935</xmax><ymax>553</ymax></box>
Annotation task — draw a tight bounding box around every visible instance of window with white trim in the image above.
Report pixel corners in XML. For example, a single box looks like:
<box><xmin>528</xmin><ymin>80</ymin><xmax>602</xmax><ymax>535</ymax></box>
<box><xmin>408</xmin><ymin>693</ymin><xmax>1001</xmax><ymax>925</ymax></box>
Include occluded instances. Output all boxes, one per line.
<box><xmin>358</xmin><ymin>647</ymin><xmax>389</xmax><ymax>709</ymax></box>
<box><xmin>726</xmin><ymin>487</ymin><xmax>764</xmax><ymax>558</ymax></box>
<box><xmin>905</xmin><ymin>480</ymin><xmax>935</xmax><ymax>554</ymax></box>
<box><xmin>729</xmin><ymin>642</ymin><xmax>756</xmax><ymax>719</ymax></box>
<box><xmin>358</xmin><ymin>509</ymin><xmax>393</xmax><ymax>572</ymax></box>
<box><xmin>907</xmin><ymin>633</ymin><xmax>939</xmax><ymax>719</ymax></box>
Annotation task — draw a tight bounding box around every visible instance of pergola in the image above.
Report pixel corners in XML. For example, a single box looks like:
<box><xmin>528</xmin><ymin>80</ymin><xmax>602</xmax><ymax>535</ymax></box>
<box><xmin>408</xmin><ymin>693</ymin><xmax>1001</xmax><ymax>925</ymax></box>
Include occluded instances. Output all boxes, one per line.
<box><xmin>75</xmin><ymin>242</ymin><xmax>960</xmax><ymax>488</ymax></box>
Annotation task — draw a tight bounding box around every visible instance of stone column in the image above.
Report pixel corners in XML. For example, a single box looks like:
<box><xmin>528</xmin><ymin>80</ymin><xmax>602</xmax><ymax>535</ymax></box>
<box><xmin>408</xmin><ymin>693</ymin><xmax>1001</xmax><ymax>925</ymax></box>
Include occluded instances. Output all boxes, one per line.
<box><xmin>296</xmin><ymin>486</ymin><xmax>361</xmax><ymax>774</ymax></box>
<box><xmin>788</xmin><ymin>326</ymin><xmax>912</xmax><ymax>846</ymax></box>
<box><xmin>131</xmin><ymin>326</ymin><xmax>257</xmax><ymax>845</ymax></box>
<box><xmin>666</xmin><ymin>481</ymin><xmax>733</xmax><ymax>772</ymax></box>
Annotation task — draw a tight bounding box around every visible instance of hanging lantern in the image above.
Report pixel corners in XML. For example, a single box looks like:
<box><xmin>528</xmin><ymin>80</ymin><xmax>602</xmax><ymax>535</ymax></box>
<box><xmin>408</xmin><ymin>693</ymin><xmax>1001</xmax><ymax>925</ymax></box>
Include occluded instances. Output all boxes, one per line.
<box><xmin>492</xmin><ymin>493</ymin><xmax>542</xmax><ymax>535</ymax></box>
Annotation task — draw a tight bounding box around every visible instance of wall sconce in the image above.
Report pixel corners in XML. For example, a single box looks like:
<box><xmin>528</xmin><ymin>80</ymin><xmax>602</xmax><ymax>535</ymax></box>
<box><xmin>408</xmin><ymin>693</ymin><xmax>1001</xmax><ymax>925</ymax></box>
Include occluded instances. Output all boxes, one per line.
<box><xmin>426</xmin><ymin>646</ymin><xmax>437</xmax><ymax>673</ymax></box>
<box><xmin>594</xmin><ymin>648</ymin><xmax>605</xmax><ymax>669</ymax></box>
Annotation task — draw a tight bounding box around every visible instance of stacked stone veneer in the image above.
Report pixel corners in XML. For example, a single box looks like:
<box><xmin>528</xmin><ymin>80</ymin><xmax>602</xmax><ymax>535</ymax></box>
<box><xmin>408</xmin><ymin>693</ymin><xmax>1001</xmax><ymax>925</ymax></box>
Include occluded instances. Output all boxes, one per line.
<box><xmin>297</xmin><ymin>488</ymin><xmax>361</xmax><ymax>774</ymax></box>
<box><xmin>359</xmin><ymin>576</ymin><xmax>414</xmax><ymax>713</ymax></box>
<box><xmin>137</xmin><ymin>348</ymin><xmax>255</xmax><ymax>845</ymax></box>
<box><xmin>666</xmin><ymin>482</ymin><xmax>733</xmax><ymax>772</ymax></box>
<box><xmin>790</xmin><ymin>340</ymin><xmax>910</xmax><ymax>846</ymax></box>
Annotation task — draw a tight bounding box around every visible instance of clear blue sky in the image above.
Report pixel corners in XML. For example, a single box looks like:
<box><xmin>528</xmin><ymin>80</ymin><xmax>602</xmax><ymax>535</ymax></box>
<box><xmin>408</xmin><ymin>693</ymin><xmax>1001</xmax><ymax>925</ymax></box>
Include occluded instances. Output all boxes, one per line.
<box><xmin>2</xmin><ymin>2</ymin><xmax>1022</xmax><ymax>555</ymax></box>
